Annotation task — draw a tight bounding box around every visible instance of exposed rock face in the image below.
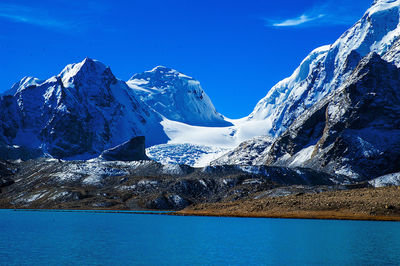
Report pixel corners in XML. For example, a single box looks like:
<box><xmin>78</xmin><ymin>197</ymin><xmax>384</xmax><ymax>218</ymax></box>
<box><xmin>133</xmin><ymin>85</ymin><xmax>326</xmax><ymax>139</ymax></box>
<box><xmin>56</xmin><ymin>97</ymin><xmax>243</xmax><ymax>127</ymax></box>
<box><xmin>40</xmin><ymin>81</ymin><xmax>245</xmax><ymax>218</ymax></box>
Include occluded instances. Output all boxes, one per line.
<box><xmin>0</xmin><ymin>160</ymin><xmax>15</xmax><ymax>188</ymax></box>
<box><xmin>146</xmin><ymin>194</ymin><xmax>190</xmax><ymax>210</ymax></box>
<box><xmin>100</xmin><ymin>136</ymin><xmax>149</xmax><ymax>161</ymax></box>
<box><xmin>251</xmin><ymin>53</ymin><xmax>400</xmax><ymax>180</ymax></box>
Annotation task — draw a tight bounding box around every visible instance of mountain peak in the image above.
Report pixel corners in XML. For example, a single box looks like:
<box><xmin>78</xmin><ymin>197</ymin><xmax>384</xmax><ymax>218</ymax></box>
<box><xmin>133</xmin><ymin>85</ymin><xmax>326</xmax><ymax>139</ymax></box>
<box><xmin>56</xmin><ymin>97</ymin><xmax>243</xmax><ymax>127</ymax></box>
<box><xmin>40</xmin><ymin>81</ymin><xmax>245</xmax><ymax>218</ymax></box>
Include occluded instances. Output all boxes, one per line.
<box><xmin>2</xmin><ymin>76</ymin><xmax>42</xmax><ymax>96</ymax></box>
<box><xmin>127</xmin><ymin>66</ymin><xmax>231</xmax><ymax>127</ymax></box>
<box><xmin>130</xmin><ymin>65</ymin><xmax>192</xmax><ymax>81</ymax></box>
<box><xmin>149</xmin><ymin>65</ymin><xmax>172</xmax><ymax>72</ymax></box>
<box><xmin>373</xmin><ymin>0</ymin><xmax>398</xmax><ymax>5</ymax></box>
<box><xmin>367</xmin><ymin>0</ymin><xmax>400</xmax><ymax>18</ymax></box>
<box><xmin>59</xmin><ymin>58</ymin><xmax>114</xmax><ymax>88</ymax></box>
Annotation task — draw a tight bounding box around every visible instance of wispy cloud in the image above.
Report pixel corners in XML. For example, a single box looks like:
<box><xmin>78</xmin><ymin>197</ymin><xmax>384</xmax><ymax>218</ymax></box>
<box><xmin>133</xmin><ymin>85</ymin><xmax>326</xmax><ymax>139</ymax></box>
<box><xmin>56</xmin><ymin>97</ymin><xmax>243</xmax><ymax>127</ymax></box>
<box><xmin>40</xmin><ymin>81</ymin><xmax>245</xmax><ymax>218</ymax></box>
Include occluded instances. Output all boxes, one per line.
<box><xmin>273</xmin><ymin>14</ymin><xmax>325</xmax><ymax>27</ymax></box>
<box><xmin>0</xmin><ymin>2</ymin><xmax>106</xmax><ymax>31</ymax></box>
<box><xmin>0</xmin><ymin>3</ymin><xmax>75</xmax><ymax>30</ymax></box>
<box><xmin>266</xmin><ymin>0</ymin><xmax>370</xmax><ymax>28</ymax></box>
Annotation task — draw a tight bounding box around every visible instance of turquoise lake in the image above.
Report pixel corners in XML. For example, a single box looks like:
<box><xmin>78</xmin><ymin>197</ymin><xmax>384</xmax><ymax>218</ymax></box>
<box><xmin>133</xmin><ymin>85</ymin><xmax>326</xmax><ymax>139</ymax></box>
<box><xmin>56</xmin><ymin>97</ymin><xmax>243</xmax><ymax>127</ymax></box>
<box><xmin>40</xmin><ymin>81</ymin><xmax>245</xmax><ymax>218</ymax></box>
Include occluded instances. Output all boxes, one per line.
<box><xmin>1</xmin><ymin>209</ymin><xmax>400</xmax><ymax>265</ymax></box>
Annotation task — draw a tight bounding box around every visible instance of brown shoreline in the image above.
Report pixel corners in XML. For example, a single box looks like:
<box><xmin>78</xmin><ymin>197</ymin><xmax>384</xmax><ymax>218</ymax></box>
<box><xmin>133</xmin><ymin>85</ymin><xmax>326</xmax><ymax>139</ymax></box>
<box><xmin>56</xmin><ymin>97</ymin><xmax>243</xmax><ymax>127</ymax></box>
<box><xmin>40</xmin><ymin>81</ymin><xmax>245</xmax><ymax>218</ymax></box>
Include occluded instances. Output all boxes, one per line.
<box><xmin>173</xmin><ymin>210</ymin><xmax>400</xmax><ymax>222</ymax></box>
<box><xmin>174</xmin><ymin>186</ymin><xmax>400</xmax><ymax>222</ymax></box>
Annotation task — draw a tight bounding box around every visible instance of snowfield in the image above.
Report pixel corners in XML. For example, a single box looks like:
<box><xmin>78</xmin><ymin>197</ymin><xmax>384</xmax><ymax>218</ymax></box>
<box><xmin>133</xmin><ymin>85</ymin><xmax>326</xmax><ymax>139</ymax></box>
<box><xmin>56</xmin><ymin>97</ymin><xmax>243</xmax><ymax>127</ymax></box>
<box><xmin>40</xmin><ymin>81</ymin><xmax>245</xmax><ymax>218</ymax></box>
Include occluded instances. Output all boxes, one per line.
<box><xmin>147</xmin><ymin>117</ymin><xmax>277</xmax><ymax>166</ymax></box>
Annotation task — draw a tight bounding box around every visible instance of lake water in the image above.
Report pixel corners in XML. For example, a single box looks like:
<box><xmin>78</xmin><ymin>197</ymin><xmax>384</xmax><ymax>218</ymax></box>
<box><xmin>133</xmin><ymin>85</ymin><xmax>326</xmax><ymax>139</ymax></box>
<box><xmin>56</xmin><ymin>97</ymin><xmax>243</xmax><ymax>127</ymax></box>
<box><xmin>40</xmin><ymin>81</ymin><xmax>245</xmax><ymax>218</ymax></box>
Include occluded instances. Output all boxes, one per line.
<box><xmin>1</xmin><ymin>209</ymin><xmax>400</xmax><ymax>265</ymax></box>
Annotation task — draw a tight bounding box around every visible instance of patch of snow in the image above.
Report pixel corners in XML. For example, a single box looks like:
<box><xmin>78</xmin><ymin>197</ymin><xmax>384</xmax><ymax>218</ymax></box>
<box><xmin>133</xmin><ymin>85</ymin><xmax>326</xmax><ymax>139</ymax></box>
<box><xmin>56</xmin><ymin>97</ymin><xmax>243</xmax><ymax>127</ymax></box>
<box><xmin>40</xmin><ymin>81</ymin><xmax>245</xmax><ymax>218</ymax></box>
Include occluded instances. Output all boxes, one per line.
<box><xmin>52</xmin><ymin>162</ymin><xmax>129</xmax><ymax>185</ymax></box>
<box><xmin>169</xmin><ymin>194</ymin><xmax>184</xmax><ymax>205</ymax></box>
<box><xmin>137</xmin><ymin>180</ymin><xmax>158</xmax><ymax>187</ymax></box>
<box><xmin>242</xmin><ymin>179</ymin><xmax>263</xmax><ymax>185</ymax></box>
<box><xmin>117</xmin><ymin>185</ymin><xmax>137</xmax><ymax>191</ymax></box>
<box><xmin>335</xmin><ymin>166</ymin><xmax>359</xmax><ymax>179</ymax></box>
<box><xmin>162</xmin><ymin>164</ymin><xmax>185</xmax><ymax>175</ymax></box>
<box><xmin>289</xmin><ymin>145</ymin><xmax>315</xmax><ymax>167</ymax></box>
<box><xmin>50</xmin><ymin>191</ymin><xmax>69</xmax><ymax>200</ymax></box>
<box><xmin>199</xmin><ymin>179</ymin><xmax>207</xmax><ymax>188</ymax></box>
<box><xmin>369</xmin><ymin>172</ymin><xmax>400</xmax><ymax>187</ymax></box>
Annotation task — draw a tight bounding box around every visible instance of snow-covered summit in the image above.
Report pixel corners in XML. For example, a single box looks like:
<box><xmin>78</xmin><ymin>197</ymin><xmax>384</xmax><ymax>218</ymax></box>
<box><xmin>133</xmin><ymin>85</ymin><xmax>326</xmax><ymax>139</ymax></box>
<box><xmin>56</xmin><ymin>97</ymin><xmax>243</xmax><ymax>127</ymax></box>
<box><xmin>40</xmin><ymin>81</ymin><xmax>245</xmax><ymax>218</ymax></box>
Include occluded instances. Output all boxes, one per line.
<box><xmin>127</xmin><ymin>66</ymin><xmax>231</xmax><ymax>127</ymax></box>
<box><xmin>2</xmin><ymin>76</ymin><xmax>42</xmax><ymax>96</ymax></box>
<box><xmin>247</xmin><ymin>0</ymin><xmax>400</xmax><ymax>137</ymax></box>
<box><xmin>146</xmin><ymin>65</ymin><xmax>192</xmax><ymax>79</ymax></box>
<box><xmin>59</xmin><ymin>57</ymin><xmax>113</xmax><ymax>88</ymax></box>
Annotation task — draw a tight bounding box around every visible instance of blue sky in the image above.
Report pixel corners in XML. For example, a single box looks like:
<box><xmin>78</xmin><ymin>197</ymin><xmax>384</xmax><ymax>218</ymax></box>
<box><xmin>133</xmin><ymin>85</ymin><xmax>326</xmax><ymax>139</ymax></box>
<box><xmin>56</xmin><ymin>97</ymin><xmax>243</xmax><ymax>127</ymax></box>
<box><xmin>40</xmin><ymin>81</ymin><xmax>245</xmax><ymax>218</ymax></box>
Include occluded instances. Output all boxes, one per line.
<box><xmin>0</xmin><ymin>0</ymin><xmax>372</xmax><ymax>118</ymax></box>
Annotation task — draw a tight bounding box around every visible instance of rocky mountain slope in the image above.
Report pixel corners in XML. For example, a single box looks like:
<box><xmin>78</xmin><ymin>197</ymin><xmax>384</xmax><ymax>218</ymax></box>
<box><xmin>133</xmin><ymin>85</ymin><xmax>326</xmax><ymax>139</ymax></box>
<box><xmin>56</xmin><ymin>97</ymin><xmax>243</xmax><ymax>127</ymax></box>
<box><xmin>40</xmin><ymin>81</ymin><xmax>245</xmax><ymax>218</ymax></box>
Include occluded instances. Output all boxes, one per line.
<box><xmin>214</xmin><ymin>51</ymin><xmax>400</xmax><ymax>181</ymax></box>
<box><xmin>258</xmin><ymin>53</ymin><xmax>400</xmax><ymax>180</ymax></box>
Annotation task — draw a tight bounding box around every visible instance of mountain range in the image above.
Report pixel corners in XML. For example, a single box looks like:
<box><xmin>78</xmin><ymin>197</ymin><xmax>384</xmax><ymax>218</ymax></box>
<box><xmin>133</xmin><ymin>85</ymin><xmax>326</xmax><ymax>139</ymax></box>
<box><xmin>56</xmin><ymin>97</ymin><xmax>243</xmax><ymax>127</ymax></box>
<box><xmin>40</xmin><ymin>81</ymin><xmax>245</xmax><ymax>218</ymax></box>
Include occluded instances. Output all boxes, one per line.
<box><xmin>1</xmin><ymin>0</ymin><xmax>400</xmax><ymax>185</ymax></box>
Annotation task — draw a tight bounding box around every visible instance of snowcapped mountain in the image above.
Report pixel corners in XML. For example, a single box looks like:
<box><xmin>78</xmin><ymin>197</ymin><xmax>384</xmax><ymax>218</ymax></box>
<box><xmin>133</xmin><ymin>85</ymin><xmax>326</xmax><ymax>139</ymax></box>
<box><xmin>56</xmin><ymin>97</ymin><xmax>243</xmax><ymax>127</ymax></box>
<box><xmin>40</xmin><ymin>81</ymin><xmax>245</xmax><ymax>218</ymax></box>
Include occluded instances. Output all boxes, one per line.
<box><xmin>214</xmin><ymin>0</ymin><xmax>400</xmax><ymax>170</ymax></box>
<box><xmin>0</xmin><ymin>58</ymin><xmax>167</xmax><ymax>159</ymax></box>
<box><xmin>123</xmin><ymin>65</ymin><xmax>271</xmax><ymax>166</ymax></box>
<box><xmin>127</xmin><ymin>66</ymin><xmax>231</xmax><ymax>127</ymax></box>
<box><xmin>0</xmin><ymin>59</ymin><xmax>243</xmax><ymax>162</ymax></box>
<box><xmin>247</xmin><ymin>0</ymin><xmax>400</xmax><ymax>137</ymax></box>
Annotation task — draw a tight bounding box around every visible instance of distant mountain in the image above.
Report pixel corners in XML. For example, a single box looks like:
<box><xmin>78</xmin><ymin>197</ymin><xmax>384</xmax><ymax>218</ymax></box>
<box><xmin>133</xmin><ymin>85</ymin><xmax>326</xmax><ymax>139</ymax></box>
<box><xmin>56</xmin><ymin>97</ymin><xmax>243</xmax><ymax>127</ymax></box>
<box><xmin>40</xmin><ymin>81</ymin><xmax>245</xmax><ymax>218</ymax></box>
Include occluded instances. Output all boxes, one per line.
<box><xmin>0</xmin><ymin>59</ymin><xmax>236</xmax><ymax>160</ymax></box>
<box><xmin>0</xmin><ymin>58</ymin><xmax>167</xmax><ymax>159</ymax></box>
<box><xmin>127</xmin><ymin>66</ymin><xmax>231</xmax><ymax>127</ymax></box>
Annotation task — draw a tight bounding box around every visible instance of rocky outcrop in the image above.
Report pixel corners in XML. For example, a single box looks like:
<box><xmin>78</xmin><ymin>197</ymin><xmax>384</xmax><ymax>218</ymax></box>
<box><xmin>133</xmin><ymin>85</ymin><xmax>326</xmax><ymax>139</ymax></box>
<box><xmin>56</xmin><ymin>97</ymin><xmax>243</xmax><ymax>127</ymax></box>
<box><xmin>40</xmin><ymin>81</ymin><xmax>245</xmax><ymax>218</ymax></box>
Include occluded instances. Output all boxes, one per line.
<box><xmin>0</xmin><ymin>160</ymin><xmax>15</xmax><ymax>189</ymax></box>
<box><xmin>100</xmin><ymin>136</ymin><xmax>149</xmax><ymax>161</ymax></box>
